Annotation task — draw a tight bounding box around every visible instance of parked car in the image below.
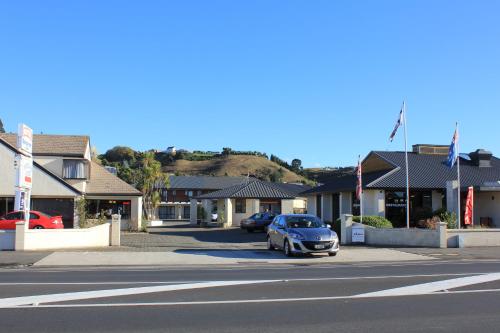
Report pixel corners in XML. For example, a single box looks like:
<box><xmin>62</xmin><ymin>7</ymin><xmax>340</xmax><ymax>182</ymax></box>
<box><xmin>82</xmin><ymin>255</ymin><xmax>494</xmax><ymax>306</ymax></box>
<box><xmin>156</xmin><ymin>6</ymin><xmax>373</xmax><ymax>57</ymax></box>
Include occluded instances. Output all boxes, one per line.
<box><xmin>267</xmin><ymin>214</ymin><xmax>339</xmax><ymax>257</ymax></box>
<box><xmin>240</xmin><ymin>212</ymin><xmax>276</xmax><ymax>233</ymax></box>
<box><xmin>0</xmin><ymin>211</ymin><xmax>64</xmax><ymax>230</ymax></box>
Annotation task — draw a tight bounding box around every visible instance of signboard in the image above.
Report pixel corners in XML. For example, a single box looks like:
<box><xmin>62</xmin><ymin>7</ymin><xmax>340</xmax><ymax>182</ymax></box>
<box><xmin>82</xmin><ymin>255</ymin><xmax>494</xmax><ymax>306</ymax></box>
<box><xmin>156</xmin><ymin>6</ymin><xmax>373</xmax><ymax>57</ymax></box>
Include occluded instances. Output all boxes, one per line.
<box><xmin>352</xmin><ymin>224</ymin><xmax>365</xmax><ymax>243</ymax></box>
<box><xmin>17</xmin><ymin>123</ymin><xmax>33</xmax><ymax>156</ymax></box>
<box><xmin>15</xmin><ymin>155</ymin><xmax>33</xmax><ymax>189</ymax></box>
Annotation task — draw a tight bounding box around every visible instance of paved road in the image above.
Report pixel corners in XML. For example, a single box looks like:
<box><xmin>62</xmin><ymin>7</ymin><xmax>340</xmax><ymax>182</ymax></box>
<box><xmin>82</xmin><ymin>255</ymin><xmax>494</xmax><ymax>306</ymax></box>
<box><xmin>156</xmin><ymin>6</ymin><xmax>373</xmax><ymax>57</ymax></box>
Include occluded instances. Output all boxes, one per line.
<box><xmin>1</xmin><ymin>259</ymin><xmax>500</xmax><ymax>332</ymax></box>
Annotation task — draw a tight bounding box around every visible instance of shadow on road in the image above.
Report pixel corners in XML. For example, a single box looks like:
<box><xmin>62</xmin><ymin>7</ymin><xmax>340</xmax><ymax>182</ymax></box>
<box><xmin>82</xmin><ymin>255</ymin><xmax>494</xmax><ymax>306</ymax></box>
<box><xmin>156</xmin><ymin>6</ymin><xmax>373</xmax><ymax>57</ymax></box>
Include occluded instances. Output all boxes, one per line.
<box><xmin>174</xmin><ymin>249</ymin><xmax>328</xmax><ymax>260</ymax></box>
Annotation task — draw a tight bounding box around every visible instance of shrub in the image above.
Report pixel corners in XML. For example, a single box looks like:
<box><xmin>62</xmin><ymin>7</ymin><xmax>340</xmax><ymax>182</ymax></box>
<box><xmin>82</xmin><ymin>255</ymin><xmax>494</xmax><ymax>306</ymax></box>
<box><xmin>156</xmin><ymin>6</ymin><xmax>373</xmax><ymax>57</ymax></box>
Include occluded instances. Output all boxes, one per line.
<box><xmin>433</xmin><ymin>209</ymin><xmax>457</xmax><ymax>229</ymax></box>
<box><xmin>353</xmin><ymin>216</ymin><xmax>393</xmax><ymax>229</ymax></box>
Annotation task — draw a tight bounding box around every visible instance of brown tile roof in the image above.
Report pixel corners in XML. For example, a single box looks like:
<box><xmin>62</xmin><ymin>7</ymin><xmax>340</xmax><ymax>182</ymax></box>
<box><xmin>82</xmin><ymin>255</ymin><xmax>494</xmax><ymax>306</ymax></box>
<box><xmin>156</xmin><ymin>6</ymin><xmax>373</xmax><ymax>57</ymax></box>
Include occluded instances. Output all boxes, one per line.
<box><xmin>85</xmin><ymin>161</ymin><xmax>142</xmax><ymax>196</ymax></box>
<box><xmin>0</xmin><ymin>133</ymin><xmax>89</xmax><ymax>157</ymax></box>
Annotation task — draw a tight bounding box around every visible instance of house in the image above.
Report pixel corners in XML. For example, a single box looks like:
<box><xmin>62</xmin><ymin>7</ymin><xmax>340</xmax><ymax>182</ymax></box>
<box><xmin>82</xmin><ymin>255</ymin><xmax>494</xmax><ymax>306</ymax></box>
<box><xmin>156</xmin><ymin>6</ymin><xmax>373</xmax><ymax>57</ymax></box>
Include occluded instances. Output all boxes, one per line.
<box><xmin>156</xmin><ymin>176</ymin><xmax>250</xmax><ymax>220</ymax></box>
<box><xmin>301</xmin><ymin>144</ymin><xmax>500</xmax><ymax>228</ymax></box>
<box><xmin>0</xmin><ymin>133</ymin><xmax>143</xmax><ymax>230</ymax></box>
<box><xmin>192</xmin><ymin>178</ymin><xmax>310</xmax><ymax>227</ymax></box>
<box><xmin>165</xmin><ymin>146</ymin><xmax>176</xmax><ymax>155</ymax></box>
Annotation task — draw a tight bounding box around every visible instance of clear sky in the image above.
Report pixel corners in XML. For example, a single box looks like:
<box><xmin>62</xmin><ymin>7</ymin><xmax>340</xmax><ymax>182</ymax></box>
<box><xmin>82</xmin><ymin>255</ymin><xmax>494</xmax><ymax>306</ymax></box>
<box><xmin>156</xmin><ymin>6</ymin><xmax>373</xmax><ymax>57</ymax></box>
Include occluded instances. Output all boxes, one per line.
<box><xmin>1</xmin><ymin>1</ymin><xmax>499</xmax><ymax>168</ymax></box>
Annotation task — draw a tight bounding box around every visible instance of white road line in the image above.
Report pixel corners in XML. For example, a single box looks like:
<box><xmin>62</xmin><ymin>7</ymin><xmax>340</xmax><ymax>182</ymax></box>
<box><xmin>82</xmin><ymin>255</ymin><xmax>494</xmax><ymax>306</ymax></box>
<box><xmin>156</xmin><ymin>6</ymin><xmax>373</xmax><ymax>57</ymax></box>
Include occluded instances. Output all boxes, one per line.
<box><xmin>0</xmin><ymin>272</ymin><xmax>490</xmax><ymax>286</ymax></box>
<box><xmin>0</xmin><ymin>280</ymin><xmax>279</xmax><ymax>308</ymax></box>
<box><xmin>355</xmin><ymin>272</ymin><xmax>500</xmax><ymax>298</ymax></box>
<box><xmin>6</xmin><ymin>288</ymin><xmax>500</xmax><ymax>309</ymax></box>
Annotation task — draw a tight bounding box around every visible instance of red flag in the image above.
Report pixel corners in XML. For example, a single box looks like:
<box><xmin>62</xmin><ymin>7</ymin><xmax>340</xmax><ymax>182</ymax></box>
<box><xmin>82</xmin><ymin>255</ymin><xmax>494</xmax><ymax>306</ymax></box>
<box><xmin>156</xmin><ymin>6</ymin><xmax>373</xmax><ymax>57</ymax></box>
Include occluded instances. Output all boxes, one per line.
<box><xmin>356</xmin><ymin>156</ymin><xmax>362</xmax><ymax>200</ymax></box>
<box><xmin>464</xmin><ymin>186</ymin><xmax>474</xmax><ymax>225</ymax></box>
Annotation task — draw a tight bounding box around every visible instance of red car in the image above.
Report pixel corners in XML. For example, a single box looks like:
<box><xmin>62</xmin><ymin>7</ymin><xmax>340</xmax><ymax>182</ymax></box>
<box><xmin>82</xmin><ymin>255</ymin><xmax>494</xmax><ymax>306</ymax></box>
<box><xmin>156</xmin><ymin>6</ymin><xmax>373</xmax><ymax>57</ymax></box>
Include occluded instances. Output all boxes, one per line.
<box><xmin>0</xmin><ymin>211</ymin><xmax>64</xmax><ymax>230</ymax></box>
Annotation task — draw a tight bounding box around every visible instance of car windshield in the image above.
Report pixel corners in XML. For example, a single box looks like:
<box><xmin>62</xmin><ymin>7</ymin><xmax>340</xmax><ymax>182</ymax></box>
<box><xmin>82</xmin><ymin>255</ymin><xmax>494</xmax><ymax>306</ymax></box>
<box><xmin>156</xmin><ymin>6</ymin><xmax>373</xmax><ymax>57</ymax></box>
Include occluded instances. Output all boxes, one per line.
<box><xmin>285</xmin><ymin>216</ymin><xmax>325</xmax><ymax>229</ymax></box>
<box><xmin>251</xmin><ymin>213</ymin><xmax>264</xmax><ymax>220</ymax></box>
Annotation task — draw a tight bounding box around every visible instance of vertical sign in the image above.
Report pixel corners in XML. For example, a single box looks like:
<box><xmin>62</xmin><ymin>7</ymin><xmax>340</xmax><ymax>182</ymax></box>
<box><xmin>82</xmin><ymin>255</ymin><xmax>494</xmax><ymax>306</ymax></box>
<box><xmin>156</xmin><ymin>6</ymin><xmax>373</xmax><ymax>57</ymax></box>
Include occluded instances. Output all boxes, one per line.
<box><xmin>15</xmin><ymin>123</ymin><xmax>33</xmax><ymax>226</ymax></box>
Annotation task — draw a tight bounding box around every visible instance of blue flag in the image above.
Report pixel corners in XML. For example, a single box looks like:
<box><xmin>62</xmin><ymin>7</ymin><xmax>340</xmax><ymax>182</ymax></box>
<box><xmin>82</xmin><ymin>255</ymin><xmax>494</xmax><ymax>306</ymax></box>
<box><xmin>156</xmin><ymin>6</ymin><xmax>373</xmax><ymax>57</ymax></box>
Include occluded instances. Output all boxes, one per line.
<box><xmin>446</xmin><ymin>128</ymin><xmax>459</xmax><ymax>168</ymax></box>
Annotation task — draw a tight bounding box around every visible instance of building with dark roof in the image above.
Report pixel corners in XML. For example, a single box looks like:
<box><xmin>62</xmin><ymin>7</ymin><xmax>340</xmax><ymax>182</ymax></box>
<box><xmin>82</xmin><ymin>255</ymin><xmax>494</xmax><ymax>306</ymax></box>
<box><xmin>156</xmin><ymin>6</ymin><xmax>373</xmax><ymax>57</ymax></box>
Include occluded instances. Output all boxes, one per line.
<box><xmin>0</xmin><ymin>133</ymin><xmax>143</xmax><ymax>230</ymax></box>
<box><xmin>156</xmin><ymin>175</ymin><xmax>310</xmax><ymax>226</ymax></box>
<box><xmin>302</xmin><ymin>144</ymin><xmax>500</xmax><ymax>228</ymax></box>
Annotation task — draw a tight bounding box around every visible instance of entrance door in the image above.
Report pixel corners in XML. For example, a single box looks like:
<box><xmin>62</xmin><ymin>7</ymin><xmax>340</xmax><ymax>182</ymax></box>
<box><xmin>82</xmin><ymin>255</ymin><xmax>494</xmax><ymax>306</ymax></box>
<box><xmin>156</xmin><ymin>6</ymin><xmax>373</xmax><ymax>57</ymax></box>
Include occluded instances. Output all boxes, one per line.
<box><xmin>332</xmin><ymin>193</ymin><xmax>340</xmax><ymax>221</ymax></box>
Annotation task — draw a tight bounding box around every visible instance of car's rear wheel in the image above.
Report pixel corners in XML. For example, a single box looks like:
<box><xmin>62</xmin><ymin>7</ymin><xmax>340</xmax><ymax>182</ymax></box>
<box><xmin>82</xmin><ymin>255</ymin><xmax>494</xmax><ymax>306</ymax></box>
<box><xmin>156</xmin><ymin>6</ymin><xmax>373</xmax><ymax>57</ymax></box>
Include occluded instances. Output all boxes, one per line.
<box><xmin>246</xmin><ymin>228</ymin><xmax>254</xmax><ymax>233</ymax></box>
<box><xmin>33</xmin><ymin>225</ymin><xmax>44</xmax><ymax>229</ymax></box>
<box><xmin>267</xmin><ymin>236</ymin><xmax>274</xmax><ymax>250</ymax></box>
<box><xmin>284</xmin><ymin>240</ymin><xmax>293</xmax><ymax>257</ymax></box>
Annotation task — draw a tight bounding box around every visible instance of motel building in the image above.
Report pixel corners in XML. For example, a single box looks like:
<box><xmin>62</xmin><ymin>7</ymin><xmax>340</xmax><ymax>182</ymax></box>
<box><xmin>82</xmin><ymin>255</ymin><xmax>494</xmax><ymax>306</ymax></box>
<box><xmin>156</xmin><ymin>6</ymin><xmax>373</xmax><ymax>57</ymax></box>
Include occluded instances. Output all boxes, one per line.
<box><xmin>302</xmin><ymin>144</ymin><xmax>500</xmax><ymax>228</ymax></box>
<box><xmin>0</xmin><ymin>133</ymin><xmax>143</xmax><ymax>230</ymax></box>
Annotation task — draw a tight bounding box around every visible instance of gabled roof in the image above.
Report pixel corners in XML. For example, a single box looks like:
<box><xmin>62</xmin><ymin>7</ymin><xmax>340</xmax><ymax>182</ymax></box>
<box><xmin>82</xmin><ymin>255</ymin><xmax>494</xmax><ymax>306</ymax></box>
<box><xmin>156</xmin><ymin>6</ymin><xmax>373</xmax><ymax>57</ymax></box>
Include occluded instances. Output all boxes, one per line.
<box><xmin>162</xmin><ymin>175</ymin><xmax>248</xmax><ymax>190</ymax></box>
<box><xmin>85</xmin><ymin>161</ymin><xmax>142</xmax><ymax>196</ymax></box>
<box><xmin>302</xmin><ymin>149</ymin><xmax>500</xmax><ymax>195</ymax></box>
<box><xmin>0</xmin><ymin>133</ymin><xmax>89</xmax><ymax>157</ymax></box>
<box><xmin>196</xmin><ymin>179</ymin><xmax>307</xmax><ymax>199</ymax></box>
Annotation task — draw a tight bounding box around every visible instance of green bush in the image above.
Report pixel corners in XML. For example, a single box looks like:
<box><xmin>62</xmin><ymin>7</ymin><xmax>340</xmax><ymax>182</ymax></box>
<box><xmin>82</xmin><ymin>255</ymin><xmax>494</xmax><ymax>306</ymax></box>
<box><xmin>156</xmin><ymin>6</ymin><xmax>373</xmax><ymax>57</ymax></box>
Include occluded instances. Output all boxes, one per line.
<box><xmin>433</xmin><ymin>209</ymin><xmax>457</xmax><ymax>229</ymax></box>
<box><xmin>329</xmin><ymin>215</ymin><xmax>393</xmax><ymax>239</ymax></box>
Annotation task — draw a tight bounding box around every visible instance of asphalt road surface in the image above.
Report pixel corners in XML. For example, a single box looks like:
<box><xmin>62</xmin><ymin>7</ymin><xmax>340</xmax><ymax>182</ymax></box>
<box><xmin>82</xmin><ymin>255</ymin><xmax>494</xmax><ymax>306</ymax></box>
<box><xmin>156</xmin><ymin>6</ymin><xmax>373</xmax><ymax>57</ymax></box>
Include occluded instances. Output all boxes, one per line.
<box><xmin>1</xmin><ymin>260</ymin><xmax>500</xmax><ymax>332</ymax></box>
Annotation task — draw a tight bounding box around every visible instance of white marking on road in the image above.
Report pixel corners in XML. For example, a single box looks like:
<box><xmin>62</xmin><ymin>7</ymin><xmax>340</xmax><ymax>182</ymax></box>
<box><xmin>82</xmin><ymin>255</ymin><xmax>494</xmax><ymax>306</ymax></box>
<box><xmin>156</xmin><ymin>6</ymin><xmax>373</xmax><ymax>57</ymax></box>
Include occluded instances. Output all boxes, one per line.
<box><xmin>355</xmin><ymin>272</ymin><xmax>500</xmax><ymax>298</ymax></box>
<box><xmin>6</xmin><ymin>288</ymin><xmax>500</xmax><ymax>309</ymax></box>
<box><xmin>0</xmin><ymin>280</ymin><xmax>279</xmax><ymax>308</ymax></box>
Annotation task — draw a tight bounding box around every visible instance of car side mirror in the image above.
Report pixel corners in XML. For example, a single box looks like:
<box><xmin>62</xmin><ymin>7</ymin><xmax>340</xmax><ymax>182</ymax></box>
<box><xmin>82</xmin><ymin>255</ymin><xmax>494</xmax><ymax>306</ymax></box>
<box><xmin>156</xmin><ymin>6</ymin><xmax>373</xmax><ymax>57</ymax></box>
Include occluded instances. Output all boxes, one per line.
<box><xmin>0</xmin><ymin>217</ymin><xmax>4</xmax><ymax>220</ymax></box>
<box><xmin>326</xmin><ymin>224</ymin><xmax>331</xmax><ymax>229</ymax></box>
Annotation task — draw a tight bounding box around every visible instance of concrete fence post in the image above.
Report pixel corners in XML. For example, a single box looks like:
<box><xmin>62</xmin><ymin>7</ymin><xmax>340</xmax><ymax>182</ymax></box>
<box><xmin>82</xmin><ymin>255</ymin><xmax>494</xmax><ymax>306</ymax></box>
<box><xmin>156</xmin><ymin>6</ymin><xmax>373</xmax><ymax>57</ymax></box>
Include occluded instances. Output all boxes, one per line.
<box><xmin>14</xmin><ymin>222</ymin><xmax>28</xmax><ymax>251</ymax></box>
<box><xmin>437</xmin><ymin>222</ymin><xmax>447</xmax><ymax>248</ymax></box>
<box><xmin>110</xmin><ymin>214</ymin><xmax>121</xmax><ymax>246</ymax></box>
<box><xmin>341</xmin><ymin>214</ymin><xmax>353</xmax><ymax>245</ymax></box>
<box><xmin>190</xmin><ymin>199</ymin><xmax>198</xmax><ymax>226</ymax></box>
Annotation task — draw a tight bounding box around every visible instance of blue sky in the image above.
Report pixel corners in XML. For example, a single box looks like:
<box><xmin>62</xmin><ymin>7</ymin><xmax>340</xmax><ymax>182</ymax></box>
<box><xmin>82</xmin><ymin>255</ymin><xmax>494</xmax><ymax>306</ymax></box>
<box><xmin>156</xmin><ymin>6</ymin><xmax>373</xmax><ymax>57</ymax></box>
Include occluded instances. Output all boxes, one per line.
<box><xmin>1</xmin><ymin>1</ymin><xmax>499</xmax><ymax>168</ymax></box>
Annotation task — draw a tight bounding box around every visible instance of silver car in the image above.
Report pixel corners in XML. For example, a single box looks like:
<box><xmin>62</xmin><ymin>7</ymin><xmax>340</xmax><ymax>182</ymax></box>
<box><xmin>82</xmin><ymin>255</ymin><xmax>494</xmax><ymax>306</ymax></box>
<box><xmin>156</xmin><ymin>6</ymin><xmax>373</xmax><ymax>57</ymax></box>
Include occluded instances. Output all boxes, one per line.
<box><xmin>267</xmin><ymin>214</ymin><xmax>339</xmax><ymax>257</ymax></box>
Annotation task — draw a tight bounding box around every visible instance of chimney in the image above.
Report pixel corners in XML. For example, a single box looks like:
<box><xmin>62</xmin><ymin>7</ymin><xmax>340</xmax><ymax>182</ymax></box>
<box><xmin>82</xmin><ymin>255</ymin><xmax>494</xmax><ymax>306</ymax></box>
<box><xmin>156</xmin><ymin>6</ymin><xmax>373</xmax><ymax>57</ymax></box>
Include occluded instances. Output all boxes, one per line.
<box><xmin>412</xmin><ymin>144</ymin><xmax>449</xmax><ymax>155</ymax></box>
<box><xmin>469</xmin><ymin>149</ymin><xmax>492</xmax><ymax>167</ymax></box>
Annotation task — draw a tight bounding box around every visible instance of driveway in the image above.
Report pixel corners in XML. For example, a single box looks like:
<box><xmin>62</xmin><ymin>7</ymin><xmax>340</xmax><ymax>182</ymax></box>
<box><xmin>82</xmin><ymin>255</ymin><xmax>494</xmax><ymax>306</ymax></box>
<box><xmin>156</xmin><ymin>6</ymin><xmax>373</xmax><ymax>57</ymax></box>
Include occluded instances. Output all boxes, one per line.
<box><xmin>122</xmin><ymin>221</ymin><xmax>267</xmax><ymax>251</ymax></box>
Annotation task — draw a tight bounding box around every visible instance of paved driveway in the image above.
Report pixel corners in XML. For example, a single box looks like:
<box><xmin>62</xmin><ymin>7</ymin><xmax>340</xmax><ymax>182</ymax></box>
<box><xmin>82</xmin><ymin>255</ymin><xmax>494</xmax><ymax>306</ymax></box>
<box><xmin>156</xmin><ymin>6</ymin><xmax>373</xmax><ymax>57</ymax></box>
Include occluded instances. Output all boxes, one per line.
<box><xmin>122</xmin><ymin>221</ymin><xmax>267</xmax><ymax>251</ymax></box>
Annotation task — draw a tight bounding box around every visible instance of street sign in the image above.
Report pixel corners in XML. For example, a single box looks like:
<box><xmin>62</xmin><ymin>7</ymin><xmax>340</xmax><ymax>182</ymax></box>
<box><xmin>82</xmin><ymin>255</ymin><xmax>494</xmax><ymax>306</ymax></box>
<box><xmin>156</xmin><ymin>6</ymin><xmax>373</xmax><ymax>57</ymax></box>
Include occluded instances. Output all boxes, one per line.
<box><xmin>15</xmin><ymin>155</ymin><xmax>33</xmax><ymax>189</ymax></box>
<box><xmin>17</xmin><ymin>123</ymin><xmax>33</xmax><ymax>156</ymax></box>
<box><xmin>352</xmin><ymin>224</ymin><xmax>365</xmax><ymax>243</ymax></box>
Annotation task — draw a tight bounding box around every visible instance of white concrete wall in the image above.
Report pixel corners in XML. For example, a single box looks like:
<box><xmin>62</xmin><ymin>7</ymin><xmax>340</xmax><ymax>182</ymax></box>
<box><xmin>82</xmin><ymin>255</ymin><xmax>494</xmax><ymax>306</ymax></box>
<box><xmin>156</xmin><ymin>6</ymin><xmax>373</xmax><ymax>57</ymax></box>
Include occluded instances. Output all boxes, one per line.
<box><xmin>306</xmin><ymin>195</ymin><xmax>316</xmax><ymax>216</ymax></box>
<box><xmin>0</xmin><ymin>230</ymin><xmax>15</xmax><ymax>250</ymax></box>
<box><xmin>321</xmin><ymin>194</ymin><xmax>333</xmax><ymax>222</ymax></box>
<box><xmin>447</xmin><ymin>229</ymin><xmax>500</xmax><ymax>247</ymax></box>
<box><xmin>362</xmin><ymin>190</ymin><xmax>385</xmax><ymax>217</ymax></box>
<box><xmin>21</xmin><ymin>223</ymin><xmax>111</xmax><ymax>250</ymax></box>
<box><xmin>364</xmin><ymin>225</ymin><xmax>441</xmax><ymax>248</ymax></box>
<box><xmin>232</xmin><ymin>199</ymin><xmax>257</xmax><ymax>227</ymax></box>
<box><xmin>474</xmin><ymin>192</ymin><xmax>500</xmax><ymax>227</ymax></box>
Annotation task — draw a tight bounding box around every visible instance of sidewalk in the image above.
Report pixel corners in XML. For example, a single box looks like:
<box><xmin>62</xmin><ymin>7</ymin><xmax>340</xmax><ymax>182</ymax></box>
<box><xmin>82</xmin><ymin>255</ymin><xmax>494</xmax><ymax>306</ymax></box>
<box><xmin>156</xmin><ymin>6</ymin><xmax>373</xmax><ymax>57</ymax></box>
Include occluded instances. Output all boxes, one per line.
<box><xmin>33</xmin><ymin>247</ymin><xmax>434</xmax><ymax>266</ymax></box>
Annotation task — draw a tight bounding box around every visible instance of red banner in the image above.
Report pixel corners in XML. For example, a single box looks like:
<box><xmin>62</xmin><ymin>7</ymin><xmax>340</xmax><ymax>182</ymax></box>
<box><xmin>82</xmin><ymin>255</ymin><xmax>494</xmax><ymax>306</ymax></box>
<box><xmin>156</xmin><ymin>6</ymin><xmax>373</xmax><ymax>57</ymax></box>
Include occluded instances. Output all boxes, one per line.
<box><xmin>464</xmin><ymin>186</ymin><xmax>474</xmax><ymax>225</ymax></box>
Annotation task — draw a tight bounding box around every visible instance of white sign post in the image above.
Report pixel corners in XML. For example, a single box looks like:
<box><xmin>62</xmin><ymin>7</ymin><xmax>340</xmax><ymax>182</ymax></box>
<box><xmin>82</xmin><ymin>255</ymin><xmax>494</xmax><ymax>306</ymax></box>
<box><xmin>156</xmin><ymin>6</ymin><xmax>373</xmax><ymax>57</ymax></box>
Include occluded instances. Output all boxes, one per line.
<box><xmin>14</xmin><ymin>123</ymin><xmax>33</xmax><ymax>227</ymax></box>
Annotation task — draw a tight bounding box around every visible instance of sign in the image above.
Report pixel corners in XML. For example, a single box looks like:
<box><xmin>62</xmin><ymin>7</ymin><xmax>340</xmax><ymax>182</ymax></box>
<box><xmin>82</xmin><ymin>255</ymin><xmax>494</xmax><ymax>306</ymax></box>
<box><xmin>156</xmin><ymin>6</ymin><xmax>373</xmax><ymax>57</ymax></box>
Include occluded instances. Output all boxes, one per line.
<box><xmin>352</xmin><ymin>224</ymin><xmax>365</xmax><ymax>243</ymax></box>
<box><xmin>15</xmin><ymin>155</ymin><xmax>33</xmax><ymax>189</ymax></box>
<box><xmin>17</xmin><ymin>123</ymin><xmax>33</xmax><ymax>156</ymax></box>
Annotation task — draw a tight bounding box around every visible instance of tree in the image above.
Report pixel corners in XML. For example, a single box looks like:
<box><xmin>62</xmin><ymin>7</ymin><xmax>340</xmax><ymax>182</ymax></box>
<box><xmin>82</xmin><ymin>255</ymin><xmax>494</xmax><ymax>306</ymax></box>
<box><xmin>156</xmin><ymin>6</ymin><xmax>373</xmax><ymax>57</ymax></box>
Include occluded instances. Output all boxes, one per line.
<box><xmin>291</xmin><ymin>159</ymin><xmax>302</xmax><ymax>172</ymax></box>
<box><xmin>135</xmin><ymin>152</ymin><xmax>169</xmax><ymax>221</ymax></box>
<box><xmin>0</xmin><ymin>118</ymin><xmax>5</xmax><ymax>133</ymax></box>
<box><xmin>222</xmin><ymin>147</ymin><xmax>232</xmax><ymax>156</ymax></box>
<box><xmin>104</xmin><ymin>146</ymin><xmax>136</xmax><ymax>163</ymax></box>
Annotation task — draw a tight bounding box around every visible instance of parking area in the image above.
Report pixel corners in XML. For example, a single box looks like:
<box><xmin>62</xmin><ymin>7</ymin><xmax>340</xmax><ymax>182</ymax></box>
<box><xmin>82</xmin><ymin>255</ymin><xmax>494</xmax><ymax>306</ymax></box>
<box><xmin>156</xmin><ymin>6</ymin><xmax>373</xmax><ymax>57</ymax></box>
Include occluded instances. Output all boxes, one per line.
<box><xmin>122</xmin><ymin>221</ymin><xmax>267</xmax><ymax>251</ymax></box>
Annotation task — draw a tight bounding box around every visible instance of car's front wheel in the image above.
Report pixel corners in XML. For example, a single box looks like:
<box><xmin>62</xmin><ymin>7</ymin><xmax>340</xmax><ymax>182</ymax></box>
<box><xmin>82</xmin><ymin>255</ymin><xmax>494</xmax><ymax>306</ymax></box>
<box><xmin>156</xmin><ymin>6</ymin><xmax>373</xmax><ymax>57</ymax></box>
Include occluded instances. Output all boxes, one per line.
<box><xmin>33</xmin><ymin>225</ymin><xmax>44</xmax><ymax>229</ymax></box>
<box><xmin>246</xmin><ymin>228</ymin><xmax>254</xmax><ymax>233</ymax></box>
<box><xmin>328</xmin><ymin>252</ymin><xmax>337</xmax><ymax>257</ymax></box>
<box><xmin>284</xmin><ymin>240</ymin><xmax>293</xmax><ymax>257</ymax></box>
<box><xmin>267</xmin><ymin>236</ymin><xmax>274</xmax><ymax>250</ymax></box>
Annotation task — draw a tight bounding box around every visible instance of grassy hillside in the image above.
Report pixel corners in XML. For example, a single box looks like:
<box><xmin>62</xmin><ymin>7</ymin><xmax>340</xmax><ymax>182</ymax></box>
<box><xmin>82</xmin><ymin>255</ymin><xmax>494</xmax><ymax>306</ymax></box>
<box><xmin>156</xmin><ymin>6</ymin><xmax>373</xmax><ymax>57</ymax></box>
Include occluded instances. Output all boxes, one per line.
<box><xmin>162</xmin><ymin>155</ymin><xmax>311</xmax><ymax>184</ymax></box>
<box><xmin>303</xmin><ymin>167</ymin><xmax>355</xmax><ymax>183</ymax></box>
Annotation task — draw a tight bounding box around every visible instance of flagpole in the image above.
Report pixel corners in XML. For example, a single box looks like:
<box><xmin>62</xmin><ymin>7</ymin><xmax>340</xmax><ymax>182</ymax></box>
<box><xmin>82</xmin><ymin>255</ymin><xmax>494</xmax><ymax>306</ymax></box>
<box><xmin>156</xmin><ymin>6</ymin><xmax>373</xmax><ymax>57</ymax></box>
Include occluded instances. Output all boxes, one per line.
<box><xmin>402</xmin><ymin>101</ymin><xmax>410</xmax><ymax>229</ymax></box>
<box><xmin>456</xmin><ymin>122</ymin><xmax>461</xmax><ymax>230</ymax></box>
<box><xmin>359</xmin><ymin>155</ymin><xmax>363</xmax><ymax>224</ymax></box>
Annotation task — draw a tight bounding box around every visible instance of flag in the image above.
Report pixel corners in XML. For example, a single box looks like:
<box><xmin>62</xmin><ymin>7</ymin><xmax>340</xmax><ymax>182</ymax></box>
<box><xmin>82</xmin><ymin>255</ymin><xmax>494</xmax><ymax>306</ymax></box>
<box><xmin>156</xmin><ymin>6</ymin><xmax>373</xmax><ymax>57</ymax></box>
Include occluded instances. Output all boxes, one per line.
<box><xmin>389</xmin><ymin>109</ymin><xmax>404</xmax><ymax>142</ymax></box>
<box><xmin>464</xmin><ymin>186</ymin><xmax>474</xmax><ymax>225</ymax></box>
<box><xmin>446</xmin><ymin>126</ymin><xmax>459</xmax><ymax>168</ymax></box>
<box><xmin>356</xmin><ymin>156</ymin><xmax>362</xmax><ymax>200</ymax></box>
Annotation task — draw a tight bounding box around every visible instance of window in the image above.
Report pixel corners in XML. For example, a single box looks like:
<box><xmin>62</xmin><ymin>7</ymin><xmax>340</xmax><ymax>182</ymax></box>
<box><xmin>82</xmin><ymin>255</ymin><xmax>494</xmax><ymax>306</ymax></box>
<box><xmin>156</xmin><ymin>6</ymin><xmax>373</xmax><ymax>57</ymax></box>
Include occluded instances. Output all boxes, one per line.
<box><xmin>86</xmin><ymin>200</ymin><xmax>131</xmax><ymax>220</ymax></box>
<box><xmin>159</xmin><ymin>206</ymin><xmax>175</xmax><ymax>220</ymax></box>
<box><xmin>29</xmin><ymin>213</ymin><xmax>39</xmax><ymax>220</ymax></box>
<box><xmin>5</xmin><ymin>212</ymin><xmax>23</xmax><ymax>220</ymax></box>
<box><xmin>63</xmin><ymin>160</ymin><xmax>87</xmax><ymax>179</ymax></box>
<box><xmin>183</xmin><ymin>206</ymin><xmax>190</xmax><ymax>219</ymax></box>
<box><xmin>235</xmin><ymin>199</ymin><xmax>246</xmax><ymax>213</ymax></box>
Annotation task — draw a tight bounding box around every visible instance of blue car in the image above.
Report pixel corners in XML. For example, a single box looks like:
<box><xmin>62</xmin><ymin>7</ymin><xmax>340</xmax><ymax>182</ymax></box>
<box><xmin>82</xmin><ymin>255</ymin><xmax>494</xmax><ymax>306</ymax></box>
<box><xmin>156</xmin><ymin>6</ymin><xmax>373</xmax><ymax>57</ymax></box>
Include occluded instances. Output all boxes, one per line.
<box><xmin>267</xmin><ymin>214</ymin><xmax>339</xmax><ymax>257</ymax></box>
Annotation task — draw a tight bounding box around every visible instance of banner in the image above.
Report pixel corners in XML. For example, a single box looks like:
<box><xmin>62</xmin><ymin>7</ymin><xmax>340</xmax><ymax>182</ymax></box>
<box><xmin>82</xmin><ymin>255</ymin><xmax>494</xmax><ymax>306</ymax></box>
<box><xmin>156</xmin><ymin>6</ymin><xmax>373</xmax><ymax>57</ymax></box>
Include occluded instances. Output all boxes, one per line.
<box><xmin>464</xmin><ymin>186</ymin><xmax>474</xmax><ymax>225</ymax></box>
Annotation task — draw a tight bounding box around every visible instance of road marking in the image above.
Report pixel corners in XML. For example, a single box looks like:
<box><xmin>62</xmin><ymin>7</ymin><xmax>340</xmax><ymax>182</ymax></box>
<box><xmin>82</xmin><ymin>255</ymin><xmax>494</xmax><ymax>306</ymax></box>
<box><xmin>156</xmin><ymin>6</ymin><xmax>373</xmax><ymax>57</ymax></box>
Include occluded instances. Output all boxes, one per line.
<box><xmin>6</xmin><ymin>288</ymin><xmax>500</xmax><ymax>309</ymax></box>
<box><xmin>0</xmin><ymin>280</ymin><xmax>278</xmax><ymax>308</ymax></box>
<box><xmin>0</xmin><ymin>272</ymin><xmax>491</xmax><ymax>286</ymax></box>
<box><xmin>355</xmin><ymin>272</ymin><xmax>500</xmax><ymax>298</ymax></box>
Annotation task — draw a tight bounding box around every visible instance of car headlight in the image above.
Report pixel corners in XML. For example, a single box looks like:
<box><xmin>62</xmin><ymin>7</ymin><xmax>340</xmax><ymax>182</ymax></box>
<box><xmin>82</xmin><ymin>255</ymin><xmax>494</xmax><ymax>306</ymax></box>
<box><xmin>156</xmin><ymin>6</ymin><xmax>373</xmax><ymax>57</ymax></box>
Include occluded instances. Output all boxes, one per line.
<box><xmin>289</xmin><ymin>233</ymin><xmax>305</xmax><ymax>240</ymax></box>
<box><xmin>331</xmin><ymin>232</ymin><xmax>339</xmax><ymax>240</ymax></box>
